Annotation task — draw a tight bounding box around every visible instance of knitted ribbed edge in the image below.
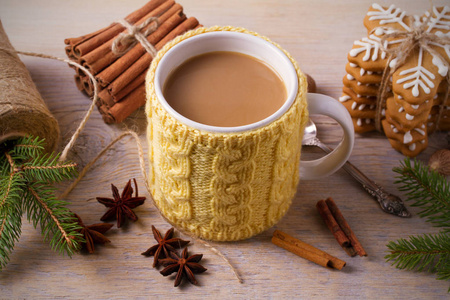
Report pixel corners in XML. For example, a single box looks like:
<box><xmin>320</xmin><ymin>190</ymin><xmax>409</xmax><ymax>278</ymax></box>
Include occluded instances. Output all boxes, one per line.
<box><xmin>145</xmin><ymin>26</ymin><xmax>308</xmax><ymax>241</ymax></box>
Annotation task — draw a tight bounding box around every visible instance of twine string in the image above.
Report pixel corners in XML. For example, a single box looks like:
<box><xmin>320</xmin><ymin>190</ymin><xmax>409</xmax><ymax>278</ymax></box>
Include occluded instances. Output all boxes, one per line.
<box><xmin>374</xmin><ymin>13</ymin><xmax>450</xmax><ymax>132</ymax></box>
<box><xmin>112</xmin><ymin>17</ymin><xmax>159</xmax><ymax>57</ymax></box>
<box><xmin>1</xmin><ymin>21</ymin><xmax>242</xmax><ymax>283</ymax></box>
<box><xmin>0</xmin><ymin>48</ymin><xmax>99</xmax><ymax>162</ymax></box>
<box><xmin>59</xmin><ymin>130</ymin><xmax>243</xmax><ymax>283</ymax></box>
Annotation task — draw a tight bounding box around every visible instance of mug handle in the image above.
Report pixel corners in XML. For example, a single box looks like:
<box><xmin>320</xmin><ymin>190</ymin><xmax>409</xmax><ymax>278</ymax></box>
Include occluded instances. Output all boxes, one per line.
<box><xmin>299</xmin><ymin>93</ymin><xmax>355</xmax><ymax>180</ymax></box>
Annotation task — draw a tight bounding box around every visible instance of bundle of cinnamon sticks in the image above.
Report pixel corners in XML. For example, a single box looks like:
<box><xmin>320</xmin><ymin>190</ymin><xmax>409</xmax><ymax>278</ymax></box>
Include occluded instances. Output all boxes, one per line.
<box><xmin>64</xmin><ymin>0</ymin><xmax>200</xmax><ymax>123</ymax></box>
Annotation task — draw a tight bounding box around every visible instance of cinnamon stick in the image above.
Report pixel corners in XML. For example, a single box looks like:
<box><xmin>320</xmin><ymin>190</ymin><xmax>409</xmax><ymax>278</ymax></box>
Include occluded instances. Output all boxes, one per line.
<box><xmin>65</xmin><ymin>46</ymin><xmax>78</xmax><ymax>62</ymax></box>
<box><xmin>325</xmin><ymin>198</ymin><xmax>367</xmax><ymax>256</ymax></box>
<box><xmin>97</xmin><ymin>70</ymin><xmax>145</xmax><ymax>108</ymax></box>
<box><xmin>72</xmin><ymin>0</ymin><xmax>169</xmax><ymax>57</ymax></box>
<box><xmin>64</xmin><ymin>25</ymin><xmax>112</xmax><ymax>47</ymax></box>
<box><xmin>81</xmin><ymin>0</ymin><xmax>175</xmax><ymax>73</ymax></box>
<box><xmin>113</xmin><ymin>70</ymin><xmax>147</xmax><ymax>102</ymax></box>
<box><xmin>272</xmin><ymin>230</ymin><xmax>346</xmax><ymax>270</ymax></box>
<box><xmin>316</xmin><ymin>200</ymin><xmax>352</xmax><ymax>249</ymax></box>
<box><xmin>98</xmin><ymin>89</ymin><xmax>116</xmax><ymax>108</ymax></box>
<box><xmin>98</xmin><ymin>104</ymin><xmax>115</xmax><ymax>124</ymax></box>
<box><xmin>107</xmin><ymin>16</ymin><xmax>199</xmax><ymax>97</ymax></box>
<box><xmin>96</xmin><ymin>5</ymin><xmax>185</xmax><ymax>86</ymax></box>
<box><xmin>79</xmin><ymin>74</ymin><xmax>94</xmax><ymax>97</ymax></box>
<box><xmin>74</xmin><ymin>75</ymin><xmax>85</xmax><ymax>93</ymax></box>
<box><xmin>156</xmin><ymin>16</ymin><xmax>198</xmax><ymax>46</ymax></box>
<box><xmin>107</xmin><ymin>84</ymin><xmax>146</xmax><ymax>123</ymax></box>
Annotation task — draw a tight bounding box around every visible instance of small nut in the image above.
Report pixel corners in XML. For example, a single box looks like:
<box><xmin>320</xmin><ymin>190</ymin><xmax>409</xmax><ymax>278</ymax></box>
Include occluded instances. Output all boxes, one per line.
<box><xmin>428</xmin><ymin>149</ymin><xmax>450</xmax><ymax>176</ymax></box>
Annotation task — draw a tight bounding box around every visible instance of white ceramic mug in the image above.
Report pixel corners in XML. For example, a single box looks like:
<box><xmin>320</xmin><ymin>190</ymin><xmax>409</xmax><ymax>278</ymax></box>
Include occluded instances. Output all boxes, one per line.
<box><xmin>146</xmin><ymin>28</ymin><xmax>354</xmax><ymax>241</ymax></box>
<box><xmin>153</xmin><ymin>31</ymin><xmax>354</xmax><ymax>180</ymax></box>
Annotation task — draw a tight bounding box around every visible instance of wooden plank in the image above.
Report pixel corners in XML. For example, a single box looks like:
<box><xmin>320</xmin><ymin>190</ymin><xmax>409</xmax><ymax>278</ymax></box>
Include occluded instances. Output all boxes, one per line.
<box><xmin>0</xmin><ymin>0</ymin><xmax>449</xmax><ymax>298</ymax></box>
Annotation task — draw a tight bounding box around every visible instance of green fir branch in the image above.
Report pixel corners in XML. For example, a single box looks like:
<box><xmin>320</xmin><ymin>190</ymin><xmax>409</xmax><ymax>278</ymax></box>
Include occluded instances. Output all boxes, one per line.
<box><xmin>0</xmin><ymin>136</ymin><xmax>81</xmax><ymax>270</ymax></box>
<box><xmin>0</xmin><ymin>200</ymin><xmax>23</xmax><ymax>269</ymax></box>
<box><xmin>438</xmin><ymin>260</ymin><xmax>450</xmax><ymax>281</ymax></box>
<box><xmin>0</xmin><ymin>156</ymin><xmax>8</xmax><ymax>177</ymax></box>
<box><xmin>0</xmin><ymin>173</ymin><xmax>24</xmax><ymax>269</ymax></box>
<box><xmin>0</xmin><ymin>158</ymin><xmax>25</xmax><ymax>210</ymax></box>
<box><xmin>25</xmin><ymin>184</ymin><xmax>82</xmax><ymax>256</ymax></box>
<box><xmin>386</xmin><ymin>233</ymin><xmax>450</xmax><ymax>272</ymax></box>
<box><xmin>12</xmin><ymin>136</ymin><xmax>45</xmax><ymax>159</ymax></box>
<box><xmin>387</xmin><ymin>158</ymin><xmax>450</xmax><ymax>291</ymax></box>
<box><xmin>393</xmin><ymin>158</ymin><xmax>450</xmax><ymax>232</ymax></box>
<box><xmin>22</xmin><ymin>153</ymin><xmax>77</xmax><ymax>183</ymax></box>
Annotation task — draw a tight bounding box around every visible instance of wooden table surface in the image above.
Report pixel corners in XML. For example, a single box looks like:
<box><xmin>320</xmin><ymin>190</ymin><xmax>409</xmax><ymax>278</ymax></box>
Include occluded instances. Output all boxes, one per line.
<box><xmin>1</xmin><ymin>0</ymin><xmax>449</xmax><ymax>298</ymax></box>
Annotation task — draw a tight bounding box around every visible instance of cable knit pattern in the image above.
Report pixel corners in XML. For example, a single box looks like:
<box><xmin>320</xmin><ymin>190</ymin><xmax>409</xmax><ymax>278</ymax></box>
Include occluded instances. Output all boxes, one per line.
<box><xmin>145</xmin><ymin>26</ymin><xmax>308</xmax><ymax>241</ymax></box>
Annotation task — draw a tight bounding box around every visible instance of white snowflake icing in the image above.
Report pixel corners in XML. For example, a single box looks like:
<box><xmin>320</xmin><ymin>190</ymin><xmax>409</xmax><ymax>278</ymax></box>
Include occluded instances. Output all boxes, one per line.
<box><xmin>350</xmin><ymin>36</ymin><xmax>384</xmax><ymax>61</ymax></box>
<box><xmin>368</xmin><ymin>4</ymin><xmax>410</xmax><ymax>31</ymax></box>
<box><xmin>367</xmin><ymin>4</ymin><xmax>450</xmax><ymax>98</ymax></box>
<box><xmin>405</xmin><ymin>113</ymin><xmax>414</xmax><ymax>120</ymax></box>
<box><xmin>397</xmin><ymin>48</ymin><xmax>436</xmax><ymax>97</ymax></box>
<box><xmin>350</xmin><ymin>32</ymin><xmax>405</xmax><ymax>62</ymax></box>
<box><xmin>403</xmin><ymin>131</ymin><xmax>413</xmax><ymax>144</ymax></box>
<box><xmin>424</xmin><ymin>6</ymin><xmax>450</xmax><ymax>76</ymax></box>
<box><xmin>430</xmin><ymin>51</ymin><xmax>448</xmax><ymax>76</ymax></box>
<box><xmin>414</xmin><ymin>128</ymin><xmax>426</xmax><ymax>135</ymax></box>
<box><xmin>339</xmin><ymin>95</ymin><xmax>350</xmax><ymax>102</ymax></box>
<box><xmin>424</xmin><ymin>6</ymin><xmax>450</xmax><ymax>32</ymax></box>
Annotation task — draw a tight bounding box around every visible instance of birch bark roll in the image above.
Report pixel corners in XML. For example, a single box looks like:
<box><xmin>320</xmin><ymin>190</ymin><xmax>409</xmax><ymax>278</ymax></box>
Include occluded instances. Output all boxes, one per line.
<box><xmin>0</xmin><ymin>20</ymin><xmax>59</xmax><ymax>152</ymax></box>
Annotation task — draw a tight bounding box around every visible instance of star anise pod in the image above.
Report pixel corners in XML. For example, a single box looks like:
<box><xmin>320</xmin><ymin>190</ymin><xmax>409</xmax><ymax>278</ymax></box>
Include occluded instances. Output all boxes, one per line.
<box><xmin>159</xmin><ymin>248</ymin><xmax>207</xmax><ymax>287</ymax></box>
<box><xmin>75</xmin><ymin>214</ymin><xmax>113</xmax><ymax>254</ymax></box>
<box><xmin>96</xmin><ymin>178</ymin><xmax>146</xmax><ymax>228</ymax></box>
<box><xmin>141</xmin><ymin>226</ymin><xmax>190</xmax><ymax>267</ymax></box>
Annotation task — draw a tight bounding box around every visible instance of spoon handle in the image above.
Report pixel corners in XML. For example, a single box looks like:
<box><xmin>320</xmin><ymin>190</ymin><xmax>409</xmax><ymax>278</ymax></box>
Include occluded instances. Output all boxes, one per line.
<box><xmin>314</xmin><ymin>139</ymin><xmax>411</xmax><ymax>218</ymax></box>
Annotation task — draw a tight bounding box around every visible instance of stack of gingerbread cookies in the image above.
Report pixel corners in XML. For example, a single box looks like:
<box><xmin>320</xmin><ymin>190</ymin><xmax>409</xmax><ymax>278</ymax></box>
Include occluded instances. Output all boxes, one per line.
<box><xmin>341</xmin><ymin>3</ymin><xmax>449</xmax><ymax>157</ymax></box>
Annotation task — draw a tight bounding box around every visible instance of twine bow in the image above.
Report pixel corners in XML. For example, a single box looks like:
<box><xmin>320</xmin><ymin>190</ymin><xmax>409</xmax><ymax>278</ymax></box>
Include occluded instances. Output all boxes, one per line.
<box><xmin>112</xmin><ymin>17</ymin><xmax>160</xmax><ymax>57</ymax></box>
<box><xmin>374</xmin><ymin>14</ymin><xmax>450</xmax><ymax>132</ymax></box>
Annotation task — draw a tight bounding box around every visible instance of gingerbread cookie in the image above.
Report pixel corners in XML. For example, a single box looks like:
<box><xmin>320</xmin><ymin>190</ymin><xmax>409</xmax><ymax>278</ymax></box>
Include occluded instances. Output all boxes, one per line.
<box><xmin>345</xmin><ymin>63</ymin><xmax>383</xmax><ymax>85</ymax></box>
<box><xmin>341</xmin><ymin>3</ymin><xmax>450</xmax><ymax>156</ymax></box>
<box><xmin>353</xmin><ymin>117</ymin><xmax>376</xmax><ymax>133</ymax></box>
<box><xmin>343</xmin><ymin>75</ymin><xmax>380</xmax><ymax>96</ymax></box>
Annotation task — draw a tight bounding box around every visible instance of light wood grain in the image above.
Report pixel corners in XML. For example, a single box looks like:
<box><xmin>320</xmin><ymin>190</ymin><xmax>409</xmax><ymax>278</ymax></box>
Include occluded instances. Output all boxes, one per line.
<box><xmin>0</xmin><ymin>0</ymin><xmax>449</xmax><ymax>298</ymax></box>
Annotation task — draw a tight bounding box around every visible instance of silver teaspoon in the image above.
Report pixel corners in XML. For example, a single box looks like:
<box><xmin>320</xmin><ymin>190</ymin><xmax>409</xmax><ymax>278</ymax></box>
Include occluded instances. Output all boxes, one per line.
<box><xmin>302</xmin><ymin>119</ymin><xmax>411</xmax><ymax>218</ymax></box>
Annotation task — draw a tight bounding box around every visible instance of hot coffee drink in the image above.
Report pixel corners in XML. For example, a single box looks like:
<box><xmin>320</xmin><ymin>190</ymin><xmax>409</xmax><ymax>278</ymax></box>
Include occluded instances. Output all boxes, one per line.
<box><xmin>163</xmin><ymin>51</ymin><xmax>286</xmax><ymax>127</ymax></box>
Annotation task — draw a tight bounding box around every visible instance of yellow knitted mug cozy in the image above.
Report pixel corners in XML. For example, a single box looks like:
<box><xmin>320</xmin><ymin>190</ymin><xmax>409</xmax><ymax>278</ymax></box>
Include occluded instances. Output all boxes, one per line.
<box><xmin>145</xmin><ymin>26</ymin><xmax>308</xmax><ymax>241</ymax></box>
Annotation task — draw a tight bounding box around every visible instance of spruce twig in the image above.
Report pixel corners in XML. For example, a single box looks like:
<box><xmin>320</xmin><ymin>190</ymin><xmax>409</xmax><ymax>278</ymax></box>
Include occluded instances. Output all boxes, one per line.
<box><xmin>387</xmin><ymin>158</ymin><xmax>450</xmax><ymax>291</ymax></box>
<box><xmin>0</xmin><ymin>136</ymin><xmax>82</xmax><ymax>270</ymax></box>
<box><xmin>0</xmin><ymin>176</ymin><xmax>23</xmax><ymax>268</ymax></box>
<box><xmin>393</xmin><ymin>158</ymin><xmax>450</xmax><ymax>232</ymax></box>
<box><xmin>386</xmin><ymin>233</ymin><xmax>450</xmax><ymax>273</ymax></box>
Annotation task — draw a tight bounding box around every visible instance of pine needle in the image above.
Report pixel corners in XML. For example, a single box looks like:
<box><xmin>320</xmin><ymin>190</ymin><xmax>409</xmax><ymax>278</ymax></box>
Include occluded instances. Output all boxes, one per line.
<box><xmin>25</xmin><ymin>184</ymin><xmax>82</xmax><ymax>256</ymax></box>
<box><xmin>388</xmin><ymin>158</ymin><xmax>450</xmax><ymax>291</ymax></box>
<box><xmin>386</xmin><ymin>233</ymin><xmax>450</xmax><ymax>272</ymax></box>
<box><xmin>0</xmin><ymin>136</ymin><xmax>81</xmax><ymax>270</ymax></box>
<box><xmin>393</xmin><ymin>158</ymin><xmax>450</xmax><ymax>231</ymax></box>
<box><xmin>0</xmin><ymin>181</ymin><xmax>23</xmax><ymax>269</ymax></box>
